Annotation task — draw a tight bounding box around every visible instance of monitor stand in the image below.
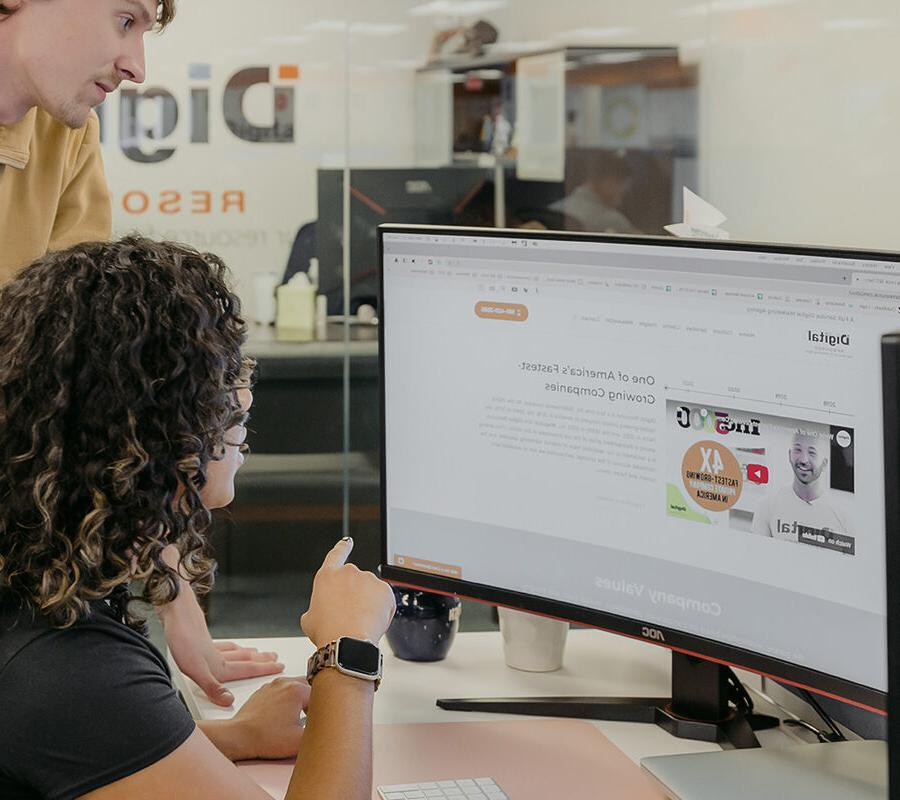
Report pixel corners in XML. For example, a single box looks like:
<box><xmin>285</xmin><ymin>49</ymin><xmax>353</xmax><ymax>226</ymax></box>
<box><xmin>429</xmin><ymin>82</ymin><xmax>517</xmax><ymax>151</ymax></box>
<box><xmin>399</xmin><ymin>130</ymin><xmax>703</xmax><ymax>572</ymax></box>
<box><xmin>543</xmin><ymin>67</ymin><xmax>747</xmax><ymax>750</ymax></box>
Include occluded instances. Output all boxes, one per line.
<box><xmin>437</xmin><ymin>651</ymin><xmax>779</xmax><ymax>750</ymax></box>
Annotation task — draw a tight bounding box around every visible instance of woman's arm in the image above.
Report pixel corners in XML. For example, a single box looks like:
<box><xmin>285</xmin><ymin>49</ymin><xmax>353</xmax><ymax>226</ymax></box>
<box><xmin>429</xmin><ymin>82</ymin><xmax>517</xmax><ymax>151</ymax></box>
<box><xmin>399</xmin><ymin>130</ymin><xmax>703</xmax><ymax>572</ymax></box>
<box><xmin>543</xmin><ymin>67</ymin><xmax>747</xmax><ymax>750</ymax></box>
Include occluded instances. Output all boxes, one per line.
<box><xmin>81</xmin><ymin>538</ymin><xmax>395</xmax><ymax>799</ymax></box>
<box><xmin>80</xmin><ymin>729</ymin><xmax>275</xmax><ymax>800</ymax></box>
<box><xmin>286</xmin><ymin>670</ymin><xmax>375</xmax><ymax>799</ymax></box>
<box><xmin>285</xmin><ymin>536</ymin><xmax>396</xmax><ymax>800</ymax></box>
<box><xmin>157</xmin><ymin>544</ymin><xmax>285</xmax><ymax>706</ymax></box>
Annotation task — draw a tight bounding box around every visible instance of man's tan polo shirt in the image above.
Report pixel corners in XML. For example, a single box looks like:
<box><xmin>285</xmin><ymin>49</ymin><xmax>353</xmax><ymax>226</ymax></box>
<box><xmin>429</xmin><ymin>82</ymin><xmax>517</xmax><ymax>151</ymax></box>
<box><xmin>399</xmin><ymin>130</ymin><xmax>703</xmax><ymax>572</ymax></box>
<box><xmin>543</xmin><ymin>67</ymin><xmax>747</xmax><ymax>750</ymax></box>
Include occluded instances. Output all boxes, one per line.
<box><xmin>0</xmin><ymin>107</ymin><xmax>112</xmax><ymax>284</ymax></box>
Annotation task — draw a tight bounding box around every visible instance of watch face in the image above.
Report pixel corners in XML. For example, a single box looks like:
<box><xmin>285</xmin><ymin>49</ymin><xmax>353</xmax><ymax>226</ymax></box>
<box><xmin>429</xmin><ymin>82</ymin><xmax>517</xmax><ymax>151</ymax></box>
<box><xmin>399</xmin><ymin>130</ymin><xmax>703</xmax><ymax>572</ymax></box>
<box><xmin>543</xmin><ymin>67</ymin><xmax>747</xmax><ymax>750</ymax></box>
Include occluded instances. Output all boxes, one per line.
<box><xmin>336</xmin><ymin>638</ymin><xmax>381</xmax><ymax>676</ymax></box>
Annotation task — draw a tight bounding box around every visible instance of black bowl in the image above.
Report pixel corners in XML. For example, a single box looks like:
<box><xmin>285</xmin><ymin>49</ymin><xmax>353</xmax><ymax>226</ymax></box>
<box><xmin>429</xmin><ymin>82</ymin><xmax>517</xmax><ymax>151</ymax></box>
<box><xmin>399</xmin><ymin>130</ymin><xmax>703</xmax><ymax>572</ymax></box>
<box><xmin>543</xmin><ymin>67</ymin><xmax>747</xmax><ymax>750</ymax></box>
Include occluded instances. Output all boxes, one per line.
<box><xmin>386</xmin><ymin>588</ymin><xmax>461</xmax><ymax>662</ymax></box>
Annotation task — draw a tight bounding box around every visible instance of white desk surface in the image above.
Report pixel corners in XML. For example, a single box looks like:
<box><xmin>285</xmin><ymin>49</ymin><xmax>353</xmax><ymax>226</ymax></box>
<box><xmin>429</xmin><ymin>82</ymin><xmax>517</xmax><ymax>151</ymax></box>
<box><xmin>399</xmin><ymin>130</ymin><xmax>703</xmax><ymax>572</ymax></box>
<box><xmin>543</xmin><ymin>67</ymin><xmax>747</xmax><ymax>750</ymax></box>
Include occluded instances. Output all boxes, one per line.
<box><xmin>171</xmin><ymin>628</ymin><xmax>800</xmax><ymax>766</ymax></box>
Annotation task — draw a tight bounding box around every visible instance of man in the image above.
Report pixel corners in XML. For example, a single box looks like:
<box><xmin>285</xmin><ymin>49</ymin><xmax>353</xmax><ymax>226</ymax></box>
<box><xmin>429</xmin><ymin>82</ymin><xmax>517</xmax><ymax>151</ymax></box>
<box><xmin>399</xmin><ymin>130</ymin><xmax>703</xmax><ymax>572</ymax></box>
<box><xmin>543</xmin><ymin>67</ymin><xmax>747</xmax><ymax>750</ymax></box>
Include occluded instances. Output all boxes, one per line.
<box><xmin>0</xmin><ymin>0</ymin><xmax>155</xmax><ymax>279</ymax></box>
<box><xmin>0</xmin><ymin>0</ymin><xmax>284</xmax><ymax>704</ymax></box>
<box><xmin>752</xmin><ymin>430</ymin><xmax>853</xmax><ymax>544</ymax></box>
<box><xmin>550</xmin><ymin>152</ymin><xmax>640</xmax><ymax>234</ymax></box>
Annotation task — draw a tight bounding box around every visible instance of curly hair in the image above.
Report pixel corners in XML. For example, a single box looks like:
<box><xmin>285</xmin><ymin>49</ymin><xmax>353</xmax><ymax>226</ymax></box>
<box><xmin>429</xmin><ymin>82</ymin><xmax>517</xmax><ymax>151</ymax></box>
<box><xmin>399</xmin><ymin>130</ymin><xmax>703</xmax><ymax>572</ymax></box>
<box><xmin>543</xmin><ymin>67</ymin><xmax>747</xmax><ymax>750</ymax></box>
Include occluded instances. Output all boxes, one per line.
<box><xmin>0</xmin><ymin>236</ymin><xmax>251</xmax><ymax>630</ymax></box>
<box><xmin>0</xmin><ymin>0</ymin><xmax>175</xmax><ymax>29</ymax></box>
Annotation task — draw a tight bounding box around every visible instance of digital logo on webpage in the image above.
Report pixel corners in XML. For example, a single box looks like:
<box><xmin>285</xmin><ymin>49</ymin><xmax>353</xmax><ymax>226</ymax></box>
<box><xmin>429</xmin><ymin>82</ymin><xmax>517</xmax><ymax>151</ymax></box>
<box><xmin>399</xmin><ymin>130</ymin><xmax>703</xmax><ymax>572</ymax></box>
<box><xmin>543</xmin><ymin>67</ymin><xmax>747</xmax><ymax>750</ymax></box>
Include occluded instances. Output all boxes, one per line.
<box><xmin>808</xmin><ymin>330</ymin><xmax>851</xmax><ymax>348</ymax></box>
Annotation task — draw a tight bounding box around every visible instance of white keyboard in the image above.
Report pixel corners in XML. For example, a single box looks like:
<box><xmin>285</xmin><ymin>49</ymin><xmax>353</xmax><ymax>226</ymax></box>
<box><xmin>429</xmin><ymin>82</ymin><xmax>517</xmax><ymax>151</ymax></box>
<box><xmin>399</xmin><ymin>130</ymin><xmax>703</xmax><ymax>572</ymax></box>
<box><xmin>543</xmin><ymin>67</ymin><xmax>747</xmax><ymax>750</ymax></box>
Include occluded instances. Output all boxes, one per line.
<box><xmin>377</xmin><ymin>777</ymin><xmax>509</xmax><ymax>800</ymax></box>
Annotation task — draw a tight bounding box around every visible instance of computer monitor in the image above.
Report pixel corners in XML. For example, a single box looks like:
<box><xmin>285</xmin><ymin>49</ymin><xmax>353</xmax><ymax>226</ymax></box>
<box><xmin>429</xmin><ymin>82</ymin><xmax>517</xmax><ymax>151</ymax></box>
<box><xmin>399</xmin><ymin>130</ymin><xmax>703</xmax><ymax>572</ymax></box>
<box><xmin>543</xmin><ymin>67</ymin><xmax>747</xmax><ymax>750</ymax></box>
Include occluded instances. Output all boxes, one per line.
<box><xmin>378</xmin><ymin>224</ymin><xmax>892</xmax><ymax>747</ymax></box>
<box><xmin>315</xmin><ymin>168</ymin><xmax>565</xmax><ymax>314</ymax></box>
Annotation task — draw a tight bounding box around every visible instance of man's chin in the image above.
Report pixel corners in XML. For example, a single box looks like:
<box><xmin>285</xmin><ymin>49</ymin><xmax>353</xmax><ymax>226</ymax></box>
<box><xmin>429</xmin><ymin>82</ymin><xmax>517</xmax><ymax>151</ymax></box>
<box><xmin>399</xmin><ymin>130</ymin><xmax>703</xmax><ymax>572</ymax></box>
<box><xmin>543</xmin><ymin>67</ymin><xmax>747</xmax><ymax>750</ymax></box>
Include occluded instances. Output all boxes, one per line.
<box><xmin>49</xmin><ymin>102</ymin><xmax>92</xmax><ymax>130</ymax></box>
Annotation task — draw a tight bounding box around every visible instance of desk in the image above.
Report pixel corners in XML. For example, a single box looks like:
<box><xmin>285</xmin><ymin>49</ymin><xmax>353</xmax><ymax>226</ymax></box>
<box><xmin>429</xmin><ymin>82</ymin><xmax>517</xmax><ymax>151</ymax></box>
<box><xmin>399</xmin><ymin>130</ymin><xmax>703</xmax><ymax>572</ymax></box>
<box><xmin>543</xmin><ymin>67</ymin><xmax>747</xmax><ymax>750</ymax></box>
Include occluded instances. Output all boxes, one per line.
<box><xmin>171</xmin><ymin>629</ymin><xmax>802</xmax><ymax>797</ymax></box>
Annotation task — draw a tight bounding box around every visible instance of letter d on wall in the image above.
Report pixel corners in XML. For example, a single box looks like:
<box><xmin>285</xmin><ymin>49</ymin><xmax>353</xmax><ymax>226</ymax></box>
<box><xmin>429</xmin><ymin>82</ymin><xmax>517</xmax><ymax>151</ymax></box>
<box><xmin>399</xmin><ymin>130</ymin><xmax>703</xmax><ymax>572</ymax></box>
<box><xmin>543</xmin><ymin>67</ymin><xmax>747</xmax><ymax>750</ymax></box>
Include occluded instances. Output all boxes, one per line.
<box><xmin>224</xmin><ymin>66</ymin><xmax>294</xmax><ymax>143</ymax></box>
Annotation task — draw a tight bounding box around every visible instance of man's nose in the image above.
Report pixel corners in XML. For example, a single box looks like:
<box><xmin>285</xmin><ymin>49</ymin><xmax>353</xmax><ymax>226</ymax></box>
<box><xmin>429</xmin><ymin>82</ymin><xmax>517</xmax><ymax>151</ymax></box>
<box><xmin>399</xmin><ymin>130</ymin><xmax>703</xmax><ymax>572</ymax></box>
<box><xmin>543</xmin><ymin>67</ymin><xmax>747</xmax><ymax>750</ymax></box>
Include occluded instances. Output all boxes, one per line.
<box><xmin>115</xmin><ymin>39</ymin><xmax>147</xmax><ymax>84</ymax></box>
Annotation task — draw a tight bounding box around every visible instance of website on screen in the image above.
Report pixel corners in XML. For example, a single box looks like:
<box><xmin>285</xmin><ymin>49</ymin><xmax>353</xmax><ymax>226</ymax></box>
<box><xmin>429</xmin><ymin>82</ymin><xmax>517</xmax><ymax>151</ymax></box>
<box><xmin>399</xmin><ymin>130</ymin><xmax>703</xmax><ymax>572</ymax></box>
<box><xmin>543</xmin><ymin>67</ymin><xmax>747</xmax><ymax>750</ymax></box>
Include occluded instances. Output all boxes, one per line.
<box><xmin>382</xmin><ymin>232</ymin><xmax>894</xmax><ymax>690</ymax></box>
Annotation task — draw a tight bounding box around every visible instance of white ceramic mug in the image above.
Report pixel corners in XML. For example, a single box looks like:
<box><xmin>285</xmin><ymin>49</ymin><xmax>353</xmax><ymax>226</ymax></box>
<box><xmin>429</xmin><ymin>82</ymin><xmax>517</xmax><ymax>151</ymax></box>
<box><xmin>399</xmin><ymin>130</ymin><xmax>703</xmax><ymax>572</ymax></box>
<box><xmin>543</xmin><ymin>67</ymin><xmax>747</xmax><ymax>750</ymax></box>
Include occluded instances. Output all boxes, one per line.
<box><xmin>497</xmin><ymin>607</ymin><xmax>569</xmax><ymax>672</ymax></box>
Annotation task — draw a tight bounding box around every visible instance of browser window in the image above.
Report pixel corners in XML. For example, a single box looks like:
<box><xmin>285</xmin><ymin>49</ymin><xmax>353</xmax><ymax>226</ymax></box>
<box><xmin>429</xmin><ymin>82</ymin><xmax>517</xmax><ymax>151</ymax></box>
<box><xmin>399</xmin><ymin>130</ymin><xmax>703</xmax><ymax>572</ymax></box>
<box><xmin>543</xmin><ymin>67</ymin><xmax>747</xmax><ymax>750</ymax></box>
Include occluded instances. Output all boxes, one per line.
<box><xmin>382</xmin><ymin>232</ymin><xmax>895</xmax><ymax>691</ymax></box>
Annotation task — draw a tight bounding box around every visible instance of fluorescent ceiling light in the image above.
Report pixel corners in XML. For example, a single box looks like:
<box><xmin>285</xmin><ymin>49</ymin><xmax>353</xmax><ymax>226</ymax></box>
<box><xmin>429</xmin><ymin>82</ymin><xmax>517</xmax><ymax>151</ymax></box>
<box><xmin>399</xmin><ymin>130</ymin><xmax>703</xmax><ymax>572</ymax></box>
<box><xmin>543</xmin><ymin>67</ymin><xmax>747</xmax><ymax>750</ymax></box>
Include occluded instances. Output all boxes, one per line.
<box><xmin>469</xmin><ymin>68</ymin><xmax>504</xmax><ymax>79</ymax></box>
<box><xmin>380</xmin><ymin>59</ymin><xmax>423</xmax><ymax>70</ymax></box>
<box><xmin>262</xmin><ymin>34</ymin><xmax>311</xmax><ymax>45</ymax></box>
<box><xmin>409</xmin><ymin>1</ymin><xmax>508</xmax><ymax>17</ymax></box>
<box><xmin>551</xmin><ymin>27</ymin><xmax>637</xmax><ymax>40</ymax></box>
<box><xmin>487</xmin><ymin>40</ymin><xmax>553</xmax><ymax>53</ymax></box>
<box><xmin>823</xmin><ymin>18</ymin><xmax>888</xmax><ymax>31</ymax></box>
<box><xmin>580</xmin><ymin>52</ymin><xmax>647</xmax><ymax>65</ymax></box>
<box><xmin>677</xmin><ymin>0</ymin><xmax>793</xmax><ymax>16</ymax></box>
<box><xmin>304</xmin><ymin>19</ymin><xmax>346</xmax><ymax>32</ymax></box>
<box><xmin>352</xmin><ymin>23</ymin><xmax>408</xmax><ymax>35</ymax></box>
<box><xmin>304</xmin><ymin>20</ymin><xmax>408</xmax><ymax>35</ymax></box>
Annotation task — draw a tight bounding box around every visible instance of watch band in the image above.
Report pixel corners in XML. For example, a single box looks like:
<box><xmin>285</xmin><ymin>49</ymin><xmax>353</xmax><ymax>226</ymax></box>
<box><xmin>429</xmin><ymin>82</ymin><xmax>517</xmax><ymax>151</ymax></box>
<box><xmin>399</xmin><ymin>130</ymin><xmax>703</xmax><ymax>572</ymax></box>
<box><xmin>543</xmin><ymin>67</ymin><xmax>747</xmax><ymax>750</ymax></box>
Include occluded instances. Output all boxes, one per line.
<box><xmin>307</xmin><ymin>639</ymin><xmax>338</xmax><ymax>677</ymax></box>
<box><xmin>307</xmin><ymin>637</ymin><xmax>382</xmax><ymax>690</ymax></box>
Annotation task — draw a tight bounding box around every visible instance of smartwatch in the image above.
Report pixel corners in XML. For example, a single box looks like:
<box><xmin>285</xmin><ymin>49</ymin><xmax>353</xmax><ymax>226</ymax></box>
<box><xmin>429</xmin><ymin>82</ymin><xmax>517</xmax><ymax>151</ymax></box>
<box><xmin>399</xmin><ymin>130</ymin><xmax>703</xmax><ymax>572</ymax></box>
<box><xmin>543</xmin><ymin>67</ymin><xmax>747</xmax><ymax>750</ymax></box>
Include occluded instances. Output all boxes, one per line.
<box><xmin>307</xmin><ymin>636</ymin><xmax>383</xmax><ymax>690</ymax></box>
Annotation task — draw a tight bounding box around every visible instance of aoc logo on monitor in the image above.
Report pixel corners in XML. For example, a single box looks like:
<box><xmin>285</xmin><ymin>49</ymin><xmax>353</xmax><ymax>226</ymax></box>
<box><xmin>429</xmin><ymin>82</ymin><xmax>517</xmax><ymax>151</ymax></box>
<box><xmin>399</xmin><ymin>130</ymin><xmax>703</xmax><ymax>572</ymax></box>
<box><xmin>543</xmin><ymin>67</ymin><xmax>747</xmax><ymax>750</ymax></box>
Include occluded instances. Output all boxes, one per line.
<box><xmin>642</xmin><ymin>626</ymin><xmax>666</xmax><ymax>642</ymax></box>
<box><xmin>98</xmin><ymin>64</ymin><xmax>298</xmax><ymax>163</ymax></box>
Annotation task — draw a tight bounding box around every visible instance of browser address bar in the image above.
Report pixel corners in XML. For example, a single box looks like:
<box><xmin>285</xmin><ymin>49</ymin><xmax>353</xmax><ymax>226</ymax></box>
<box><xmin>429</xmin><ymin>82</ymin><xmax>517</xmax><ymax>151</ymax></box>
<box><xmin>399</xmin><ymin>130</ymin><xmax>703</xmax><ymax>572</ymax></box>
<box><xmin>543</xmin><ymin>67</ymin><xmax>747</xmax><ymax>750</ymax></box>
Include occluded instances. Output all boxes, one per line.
<box><xmin>852</xmin><ymin>273</ymin><xmax>900</xmax><ymax>289</ymax></box>
<box><xmin>850</xmin><ymin>273</ymin><xmax>900</xmax><ymax>298</ymax></box>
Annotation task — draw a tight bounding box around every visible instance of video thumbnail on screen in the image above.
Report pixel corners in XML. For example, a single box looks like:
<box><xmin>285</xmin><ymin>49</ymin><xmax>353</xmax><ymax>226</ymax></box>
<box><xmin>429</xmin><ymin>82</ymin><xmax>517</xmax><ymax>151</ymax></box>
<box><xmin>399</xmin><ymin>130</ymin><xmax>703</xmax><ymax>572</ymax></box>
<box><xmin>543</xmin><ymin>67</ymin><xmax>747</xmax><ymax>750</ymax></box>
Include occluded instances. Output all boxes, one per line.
<box><xmin>666</xmin><ymin>400</ymin><xmax>855</xmax><ymax>555</ymax></box>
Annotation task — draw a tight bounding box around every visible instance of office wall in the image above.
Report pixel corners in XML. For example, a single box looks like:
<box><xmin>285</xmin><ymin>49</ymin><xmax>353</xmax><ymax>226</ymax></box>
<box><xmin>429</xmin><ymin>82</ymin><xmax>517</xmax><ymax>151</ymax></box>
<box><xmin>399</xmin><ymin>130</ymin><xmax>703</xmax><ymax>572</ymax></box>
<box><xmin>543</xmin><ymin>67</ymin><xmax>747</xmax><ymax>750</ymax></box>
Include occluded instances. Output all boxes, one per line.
<box><xmin>383</xmin><ymin>0</ymin><xmax>900</xmax><ymax>250</ymax></box>
<box><xmin>696</xmin><ymin>0</ymin><xmax>900</xmax><ymax>249</ymax></box>
<box><xmin>101</xmin><ymin>0</ymin><xmax>422</xmax><ymax>296</ymax></box>
<box><xmin>100</xmin><ymin>0</ymin><xmax>900</xmax><ymax>306</ymax></box>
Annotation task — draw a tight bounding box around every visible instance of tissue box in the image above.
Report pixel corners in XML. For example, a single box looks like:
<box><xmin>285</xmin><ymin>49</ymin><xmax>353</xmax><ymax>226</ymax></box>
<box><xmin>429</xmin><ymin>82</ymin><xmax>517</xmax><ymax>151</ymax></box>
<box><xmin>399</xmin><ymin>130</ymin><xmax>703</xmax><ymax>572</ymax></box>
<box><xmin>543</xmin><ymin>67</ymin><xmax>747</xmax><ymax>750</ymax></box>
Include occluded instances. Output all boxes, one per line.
<box><xmin>276</xmin><ymin>282</ymin><xmax>315</xmax><ymax>333</ymax></box>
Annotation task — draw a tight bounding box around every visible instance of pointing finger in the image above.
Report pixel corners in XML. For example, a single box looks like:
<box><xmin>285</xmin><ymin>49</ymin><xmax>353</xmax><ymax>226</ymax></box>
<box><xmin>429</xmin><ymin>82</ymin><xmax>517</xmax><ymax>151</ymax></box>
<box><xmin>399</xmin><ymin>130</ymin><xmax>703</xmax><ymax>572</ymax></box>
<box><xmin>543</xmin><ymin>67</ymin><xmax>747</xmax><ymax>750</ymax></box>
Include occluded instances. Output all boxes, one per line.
<box><xmin>322</xmin><ymin>536</ymin><xmax>353</xmax><ymax>570</ymax></box>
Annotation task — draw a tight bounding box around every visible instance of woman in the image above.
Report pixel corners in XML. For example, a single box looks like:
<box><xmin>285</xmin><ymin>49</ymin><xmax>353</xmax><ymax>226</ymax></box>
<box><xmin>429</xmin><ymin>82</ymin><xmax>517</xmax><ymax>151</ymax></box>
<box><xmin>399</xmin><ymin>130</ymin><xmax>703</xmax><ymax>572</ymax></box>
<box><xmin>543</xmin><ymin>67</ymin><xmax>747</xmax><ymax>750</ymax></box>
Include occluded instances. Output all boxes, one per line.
<box><xmin>0</xmin><ymin>237</ymin><xmax>395</xmax><ymax>799</ymax></box>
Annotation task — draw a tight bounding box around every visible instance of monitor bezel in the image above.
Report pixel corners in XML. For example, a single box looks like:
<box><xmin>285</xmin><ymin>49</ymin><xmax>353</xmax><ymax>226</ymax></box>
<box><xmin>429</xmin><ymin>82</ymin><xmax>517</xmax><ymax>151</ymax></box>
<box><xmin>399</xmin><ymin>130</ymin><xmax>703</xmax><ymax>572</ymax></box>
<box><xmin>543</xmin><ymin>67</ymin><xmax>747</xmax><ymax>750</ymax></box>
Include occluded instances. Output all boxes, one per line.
<box><xmin>881</xmin><ymin>334</ymin><xmax>900</xmax><ymax>790</ymax></box>
<box><xmin>377</xmin><ymin>223</ymin><xmax>896</xmax><ymax>714</ymax></box>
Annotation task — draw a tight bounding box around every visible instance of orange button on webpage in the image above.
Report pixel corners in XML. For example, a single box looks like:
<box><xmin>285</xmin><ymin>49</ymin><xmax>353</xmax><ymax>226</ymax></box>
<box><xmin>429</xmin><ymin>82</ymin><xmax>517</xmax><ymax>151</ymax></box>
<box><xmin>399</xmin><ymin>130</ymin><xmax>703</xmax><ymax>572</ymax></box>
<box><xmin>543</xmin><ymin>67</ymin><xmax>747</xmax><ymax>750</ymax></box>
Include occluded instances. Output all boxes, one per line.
<box><xmin>394</xmin><ymin>555</ymin><xmax>462</xmax><ymax>580</ymax></box>
<box><xmin>474</xmin><ymin>301</ymin><xmax>528</xmax><ymax>321</ymax></box>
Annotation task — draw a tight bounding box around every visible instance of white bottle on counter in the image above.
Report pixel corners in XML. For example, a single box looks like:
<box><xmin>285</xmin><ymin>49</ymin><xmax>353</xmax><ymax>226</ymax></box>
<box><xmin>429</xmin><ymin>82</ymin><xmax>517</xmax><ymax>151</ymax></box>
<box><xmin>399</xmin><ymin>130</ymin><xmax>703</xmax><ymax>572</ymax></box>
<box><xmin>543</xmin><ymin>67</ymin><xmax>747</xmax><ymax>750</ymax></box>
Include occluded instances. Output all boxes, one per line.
<box><xmin>252</xmin><ymin>271</ymin><xmax>278</xmax><ymax>325</ymax></box>
<box><xmin>315</xmin><ymin>293</ymin><xmax>328</xmax><ymax>339</ymax></box>
<box><xmin>276</xmin><ymin>272</ymin><xmax>315</xmax><ymax>336</ymax></box>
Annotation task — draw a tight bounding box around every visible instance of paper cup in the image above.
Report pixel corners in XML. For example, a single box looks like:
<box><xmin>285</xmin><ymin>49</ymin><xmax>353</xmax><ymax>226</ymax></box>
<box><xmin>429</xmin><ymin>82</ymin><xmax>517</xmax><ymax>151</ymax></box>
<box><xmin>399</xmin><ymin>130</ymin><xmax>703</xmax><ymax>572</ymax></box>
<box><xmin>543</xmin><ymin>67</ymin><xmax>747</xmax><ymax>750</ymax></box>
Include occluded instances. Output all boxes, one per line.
<box><xmin>498</xmin><ymin>607</ymin><xmax>568</xmax><ymax>672</ymax></box>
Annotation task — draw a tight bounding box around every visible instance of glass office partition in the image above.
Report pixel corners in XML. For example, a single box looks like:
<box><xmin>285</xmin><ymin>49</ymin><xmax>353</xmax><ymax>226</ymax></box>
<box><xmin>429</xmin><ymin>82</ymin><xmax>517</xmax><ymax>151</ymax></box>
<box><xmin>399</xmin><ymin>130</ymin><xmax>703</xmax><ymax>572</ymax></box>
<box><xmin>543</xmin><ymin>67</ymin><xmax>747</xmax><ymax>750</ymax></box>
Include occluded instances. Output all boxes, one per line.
<box><xmin>97</xmin><ymin>0</ymin><xmax>900</xmax><ymax>648</ymax></box>
<box><xmin>100</xmin><ymin>0</ymin><xmax>354</xmax><ymax>636</ymax></box>
<box><xmin>342</xmin><ymin>0</ymin><xmax>900</xmax><ymax>656</ymax></box>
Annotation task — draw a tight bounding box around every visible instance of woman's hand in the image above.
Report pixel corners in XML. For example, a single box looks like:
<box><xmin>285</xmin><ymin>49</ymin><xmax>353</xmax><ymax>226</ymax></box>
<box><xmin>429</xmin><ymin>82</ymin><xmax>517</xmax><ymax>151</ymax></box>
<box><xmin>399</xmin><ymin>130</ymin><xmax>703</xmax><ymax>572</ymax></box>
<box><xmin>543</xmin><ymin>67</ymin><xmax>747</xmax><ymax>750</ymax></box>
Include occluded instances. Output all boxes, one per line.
<box><xmin>230</xmin><ymin>677</ymin><xmax>311</xmax><ymax>760</ymax></box>
<box><xmin>157</xmin><ymin>545</ymin><xmax>285</xmax><ymax>706</ymax></box>
<box><xmin>198</xmin><ymin>676</ymin><xmax>310</xmax><ymax>762</ymax></box>
<box><xmin>300</xmin><ymin>537</ymin><xmax>396</xmax><ymax>648</ymax></box>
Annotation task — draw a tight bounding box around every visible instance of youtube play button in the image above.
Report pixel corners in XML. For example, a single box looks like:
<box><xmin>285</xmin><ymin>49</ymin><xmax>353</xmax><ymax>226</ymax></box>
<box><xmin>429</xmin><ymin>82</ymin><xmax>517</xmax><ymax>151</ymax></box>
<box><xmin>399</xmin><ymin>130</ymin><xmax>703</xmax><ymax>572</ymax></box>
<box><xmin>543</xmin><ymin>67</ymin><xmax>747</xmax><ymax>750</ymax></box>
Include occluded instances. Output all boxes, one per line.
<box><xmin>747</xmin><ymin>464</ymin><xmax>769</xmax><ymax>485</ymax></box>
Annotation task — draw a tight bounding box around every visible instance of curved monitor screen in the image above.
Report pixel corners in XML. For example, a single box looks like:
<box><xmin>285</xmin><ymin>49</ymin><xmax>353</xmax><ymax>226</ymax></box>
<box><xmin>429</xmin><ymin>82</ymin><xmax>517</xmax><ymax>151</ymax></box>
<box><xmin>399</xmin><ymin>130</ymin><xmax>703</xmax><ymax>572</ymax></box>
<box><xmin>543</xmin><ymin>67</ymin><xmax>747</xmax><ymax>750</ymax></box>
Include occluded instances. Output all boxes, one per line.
<box><xmin>379</xmin><ymin>226</ymin><xmax>892</xmax><ymax>703</ymax></box>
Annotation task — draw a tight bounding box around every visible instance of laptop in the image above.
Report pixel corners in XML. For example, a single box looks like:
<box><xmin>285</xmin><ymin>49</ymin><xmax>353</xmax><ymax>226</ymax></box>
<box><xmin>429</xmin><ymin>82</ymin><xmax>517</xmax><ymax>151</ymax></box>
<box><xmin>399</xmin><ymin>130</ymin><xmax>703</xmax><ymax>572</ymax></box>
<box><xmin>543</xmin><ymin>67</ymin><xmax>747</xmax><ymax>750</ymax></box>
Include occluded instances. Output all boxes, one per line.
<box><xmin>641</xmin><ymin>740</ymin><xmax>886</xmax><ymax>799</ymax></box>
